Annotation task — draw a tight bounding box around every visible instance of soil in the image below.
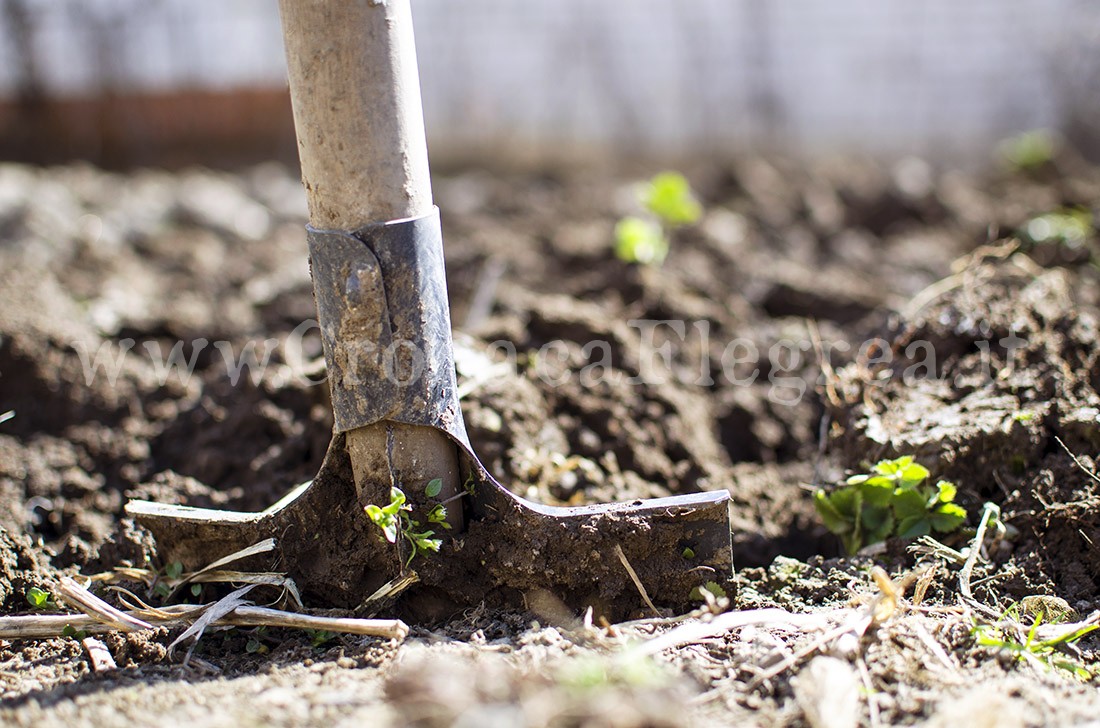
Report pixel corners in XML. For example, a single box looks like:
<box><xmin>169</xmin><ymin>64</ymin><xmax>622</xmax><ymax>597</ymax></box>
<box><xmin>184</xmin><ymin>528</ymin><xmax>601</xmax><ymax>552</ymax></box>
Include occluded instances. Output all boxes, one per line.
<box><xmin>2</xmin><ymin>150</ymin><xmax>1100</xmax><ymax>724</ymax></box>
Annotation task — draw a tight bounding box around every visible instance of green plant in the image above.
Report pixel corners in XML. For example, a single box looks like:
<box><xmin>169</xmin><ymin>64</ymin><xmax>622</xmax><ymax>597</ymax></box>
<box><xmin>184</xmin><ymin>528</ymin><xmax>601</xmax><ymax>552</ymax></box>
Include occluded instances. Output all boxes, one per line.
<box><xmin>615</xmin><ymin>217</ymin><xmax>667</xmax><ymax>265</ymax></box>
<box><xmin>25</xmin><ymin>587</ymin><xmax>53</xmax><ymax>610</ymax></box>
<box><xmin>307</xmin><ymin>629</ymin><xmax>336</xmax><ymax>648</ymax></box>
<box><xmin>365</xmin><ymin>485</ymin><xmax>446</xmax><ymax>567</ymax></box>
<box><xmin>61</xmin><ymin>624</ymin><xmax>87</xmax><ymax>640</ymax></box>
<box><xmin>614</xmin><ymin>171</ymin><xmax>702</xmax><ymax>265</ymax></box>
<box><xmin>1021</xmin><ymin>208</ymin><xmax>1093</xmax><ymax>249</ymax></box>
<box><xmin>689</xmin><ymin>581</ymin><xmax>728</xmax><ymax>602</ymax></box>
<box><xmin>973</xmin><ymin>604</ymin><xmax>1098</xmax><ymax>680</ymax></box>
<box><xmin>814</xmin><ymin>455</ymin><xmax>967</xmax><ymax>555</ymax></box>
<box><xmin>998</xmin><ymin>129</ymin><xmax>1057</xmax><ymax>171</ymax></box>
<box><xmin>153</xmin><ymin>560</ymin><xmax>186</xmax><ymax>599</ymax></box>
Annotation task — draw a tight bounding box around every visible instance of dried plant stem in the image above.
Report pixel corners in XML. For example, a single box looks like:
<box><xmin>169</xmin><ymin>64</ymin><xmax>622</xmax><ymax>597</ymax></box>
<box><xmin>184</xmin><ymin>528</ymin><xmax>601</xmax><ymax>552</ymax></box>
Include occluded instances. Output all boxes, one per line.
<box><xmin>0</xmin><ymin>604</ymin><xmax>409</xmax><ymax>641</ymax></box>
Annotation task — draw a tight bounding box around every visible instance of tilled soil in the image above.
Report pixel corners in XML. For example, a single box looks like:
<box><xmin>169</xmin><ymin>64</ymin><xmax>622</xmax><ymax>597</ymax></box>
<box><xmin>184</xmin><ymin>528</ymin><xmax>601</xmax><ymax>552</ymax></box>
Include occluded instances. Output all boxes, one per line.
<box><xmin>2</xmin><ymin>152</ymin><xmax>1100</xmax><ymax>725</ymax></box>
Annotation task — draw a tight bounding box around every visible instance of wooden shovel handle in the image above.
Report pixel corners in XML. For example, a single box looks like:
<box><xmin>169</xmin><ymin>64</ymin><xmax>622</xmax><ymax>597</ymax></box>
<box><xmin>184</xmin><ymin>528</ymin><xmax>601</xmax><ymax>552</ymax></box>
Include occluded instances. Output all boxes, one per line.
<box><xmin>278</xmin><ymin>0</ymin><xmax>433</xmax><ymax>228</ymax></box>
<box><xmin>278</xmin><ymin>0</ymin><xmax>462</xmax><ymax>533</ymax></box>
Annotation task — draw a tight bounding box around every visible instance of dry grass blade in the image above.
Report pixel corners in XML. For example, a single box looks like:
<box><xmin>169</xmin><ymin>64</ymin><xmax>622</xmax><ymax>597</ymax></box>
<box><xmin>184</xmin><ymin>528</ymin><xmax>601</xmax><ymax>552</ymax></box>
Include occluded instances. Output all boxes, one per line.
<box><xmin>56</xmin><ymin>576</ymin><xmax>153</xmax><ymax>632</ymax></box>
<box><xmin>187</xmin><ymin>571</ymin><xmax>304</xmax><ymax>609</ymax></box>
<box><xmin>185</xmin><ymin>538</ymin><xmax>277</xmax><ymax>580</ymax></box>
<box><xmin>614</xmin><ymin>544</ymin><xmax>660</xmax><ymax>618</ymax></box>
<box><xmin>169</xmin><ymin>584</ymin><xmax>257</xmax><ymax>660</ymax></box>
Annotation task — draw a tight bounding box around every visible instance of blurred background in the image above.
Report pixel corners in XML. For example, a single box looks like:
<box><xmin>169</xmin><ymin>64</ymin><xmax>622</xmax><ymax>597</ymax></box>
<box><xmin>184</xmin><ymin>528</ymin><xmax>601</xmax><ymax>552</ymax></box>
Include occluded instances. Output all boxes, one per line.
<box><xmin>1</xmin><ymin>0</ymin><xmax>1099</xmax><ymax>169</ymax></box>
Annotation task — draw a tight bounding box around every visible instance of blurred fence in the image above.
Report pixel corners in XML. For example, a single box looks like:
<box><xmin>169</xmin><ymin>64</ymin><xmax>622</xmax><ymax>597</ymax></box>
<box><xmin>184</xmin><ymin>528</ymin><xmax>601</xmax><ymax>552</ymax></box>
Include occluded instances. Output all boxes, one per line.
<box><xmin>1</xmin><ymin>0</ymin><xmax>1098</xmax><ymax>167</ymax></box>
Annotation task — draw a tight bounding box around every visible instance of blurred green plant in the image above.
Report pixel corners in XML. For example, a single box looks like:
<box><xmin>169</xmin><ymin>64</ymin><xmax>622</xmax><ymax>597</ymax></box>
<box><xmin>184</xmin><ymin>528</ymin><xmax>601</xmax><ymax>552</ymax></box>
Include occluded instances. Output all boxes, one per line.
<box><xmin>814</xmin><ymin>456</ymin><xmax>967</xmax><ymax>555</ymax></box>
<box><xmin>1021</xmin><ymin>208</ymin><xmax>1093</xmax><ymax>249</ymax></box>
<box><xmin>998</xmin><ymin>129</ymin><xmax>1057</xmax><ymax>171</ymax></box>
<box><xmin>615</xmin><ymin>172</ymin><xmax>702</xmax><ymax>265</ymax></box>
<box><xmin>973</xmin><ymin>603</ymin><xmax>1098</xmax><ymax>680</ymax></box>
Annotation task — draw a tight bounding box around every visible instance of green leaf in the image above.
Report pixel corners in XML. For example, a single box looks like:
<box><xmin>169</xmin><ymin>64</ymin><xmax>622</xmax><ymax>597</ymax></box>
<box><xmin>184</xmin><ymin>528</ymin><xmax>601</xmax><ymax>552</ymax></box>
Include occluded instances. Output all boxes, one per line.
<box><xmin>62</xmin><ymin>624</ymin><xmax>87</xmax><ymax>640</ymax></box>
<box><xmin>873</xmin><ymin>456</ymin><xmax>911</xmax><ymax>476</ymax></box>
<box><xmin>892</xmin><ymin>488</ymin><xmax>928</xmax><ymax>519</ymax></box>
<box><xmin>425</xmin><ymin>478</ymin><xmax>443</xmax><ymax>499</ymax></box>
<box><xmin>935</xmin><ymin>480</ymin><xmax>957</xmax><ymax>504</ymax></box>
<box><xmin>381</xmin><ymin>487</ymin><xmax>407</xmax><ymax>516</ymax></box>
<box><xmin>859</xmin><ymin>479</ymin><xmax>895</xmax><ymax>507</ymax></box>
<box><xmin>897</xmin><ymin>461</ymin><xmax>930</xmax><ymax>488</ymax></box>
<box><xmin>929</xmin><ymin>503</ymin><xmax>967</xmax><ymax>532</ymax></box>
<box><xmin>681</xmin><ymin>546</ymin><xmax>695</xmax><ymax>559</ymax></box>
<box><xmin>415</xmin><ymin>537</ymin><xmax>442</xmax><ymax>555</ymax></box>
<box><xmin>614</xmin><ymin>217</ymin><xmax>668</xmax><ymax>265</ymax></box>
<box><xmin>814</xmin><ymin>490</ymin><xmax>853</xmax><ymax>535</ymax></box>
<box><xmin>641</xmin><ymin>172</ymin><xmax>702</xmax><ymax>226</ymax></box>
<box><xmin>365</xmin><ymin>504</ymin><xmax>399</xmax><ymax>543</ymax></box>
<box><xmin>26</xmin><ymin>587</ymin><xmax>50</xmax><ymax>609</ymax></box>
<box><xmin>828</xmin><ymin>487</ymin><xmax>860</xmax><ymax>518</ymax></box>
<box><xmin>165</xmin><ymin>561</ymin><xmax>184</xmax><ymax>580</ymax></box>
<box><xmin>861</xmin><ymin>504</ymin><xmax>894</xmax><ymax>532</ymax></box>
<box><xmin>427</xmin><ymin>503</ymin><xmax>449</xmax><ymax>526</ymax></box>
<box><xmin>190</xmin><ymin>584</ymin><xmax>203</xmax><ymax>597</ymax></box>
<box><xmin>896</xmin><ymin>515</ymin><xmax>931</xmax><ymax>539</ymax></box>
<box><xmin>690</xmin><ymin>581</ymin><xmax>728</xmax><ymax>601</ymax></box>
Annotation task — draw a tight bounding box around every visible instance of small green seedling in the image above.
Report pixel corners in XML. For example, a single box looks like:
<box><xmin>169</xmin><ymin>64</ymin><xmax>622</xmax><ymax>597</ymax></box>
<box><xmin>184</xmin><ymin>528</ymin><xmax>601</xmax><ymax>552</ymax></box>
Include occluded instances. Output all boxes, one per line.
<box><xmin>245</xmin><ymin>636</ymin><xmax>268</xmax><ymax>654</ymax></box>
<box><xmin>25</xmin><ymin>587</ymin><xmax>53</xmax><ymax>610</ymax></box>
<box><xmin>1021</xmin><ymin>208</ymin><xmax>1093</xmax><ymax>249</ymax></box>
<box><xmin>365</xmin><ymin>485</ymin><xmax>444</xmax><ymax>567</ymax></box>
<box><xmin>615</xmin><ymin>171</ymin><xmax>702</xmax><ymax>265</ymax></box>
<box><xmin>690</xmin><ymin>581</ymin><xmax>728</xmax><ymax>602</ymax></box>
<box><xmin>973</xmin><ymin>604</ymin><xmax>1098</xmax><ymax>680</ymax></box>
<box><xmin>615</xmin><ymin>217</ymin><xmax>667</xmax><ymax>265</ymax></box>
<box><xmin>998</xmin><ymin>129</ymin><xmax>1057</xmax><ymax>171</ymax></box>
<box><xmin>814</xmin><ymin>455</ymin><xmax>967</xmax><ymax>555</ymax></box>
<box><xmin>62</xmin><ymin>624</ymin><xmax>87</xmax><ymax>640</ymax></box>
<box><xmin>153</xmin><ymin>560</ymin><xmax>186</xmax><ymax>599</ymax></box>
<box><xmin>307</xmin><ymin>629</ymin><xmax>336</xmax><ymax>648</ymax></box>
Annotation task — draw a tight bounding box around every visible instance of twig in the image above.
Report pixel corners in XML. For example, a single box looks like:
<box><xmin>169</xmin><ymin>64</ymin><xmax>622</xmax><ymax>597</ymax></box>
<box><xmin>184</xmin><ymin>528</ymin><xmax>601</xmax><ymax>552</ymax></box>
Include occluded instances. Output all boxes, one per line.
<box><xmin>958</xmin><ymin>503</ymin><xmax>1001</xmax><ymax>618</ymax></box>
<box><xmin>0</xmin><ymin>410</ymin><xmax>13</xmax><ymax>425</ymax></box>
<box><xmin>0</xmin><ymin>603</ymin><xmax>410</xmax><ymax>641</ymax></box>
<box><xmin>614</xmin><ymin>544</ymin><xmax>660</xmax><ymax>618</ymax></box>
<box><xmin>81</xmin><ymin>637</ymin><xmax>117</xmax><ymax>673</ymax></box>
<box><xmin>1054</xmin><ymin>436</ymin><xmax>1100</xmax><ymax>487</ymax></box>
<box><xmin>224</xmin><ymin>606</ymin><xmax>410</xmax><ymax>639</ymax></box>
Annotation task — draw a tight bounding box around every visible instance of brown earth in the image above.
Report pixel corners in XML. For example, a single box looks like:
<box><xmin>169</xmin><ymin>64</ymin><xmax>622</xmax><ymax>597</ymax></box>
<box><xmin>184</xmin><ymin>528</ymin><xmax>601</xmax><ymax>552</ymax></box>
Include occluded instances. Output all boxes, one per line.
<box><xmin>1</xmin><ymin>150</ymin><xmax>1100</xmax><ymax>724</ymax></box>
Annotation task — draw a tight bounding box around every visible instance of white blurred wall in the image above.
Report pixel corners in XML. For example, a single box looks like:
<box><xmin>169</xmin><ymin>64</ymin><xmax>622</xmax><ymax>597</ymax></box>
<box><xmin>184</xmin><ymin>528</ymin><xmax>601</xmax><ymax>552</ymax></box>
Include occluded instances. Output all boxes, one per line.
<box><xmin>1</xmin><ymin>0</ymin><xmax>1097</xmax><ymax>161</ymax></box>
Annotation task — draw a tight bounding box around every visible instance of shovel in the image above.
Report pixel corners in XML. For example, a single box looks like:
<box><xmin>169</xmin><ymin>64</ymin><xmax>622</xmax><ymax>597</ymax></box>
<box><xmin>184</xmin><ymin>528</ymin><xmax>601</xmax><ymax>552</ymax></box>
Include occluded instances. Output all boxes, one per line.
<box><xmin>126</xmin><ymin>0</ymin><xmax>732</xmax><ymax>619</ymax></box>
